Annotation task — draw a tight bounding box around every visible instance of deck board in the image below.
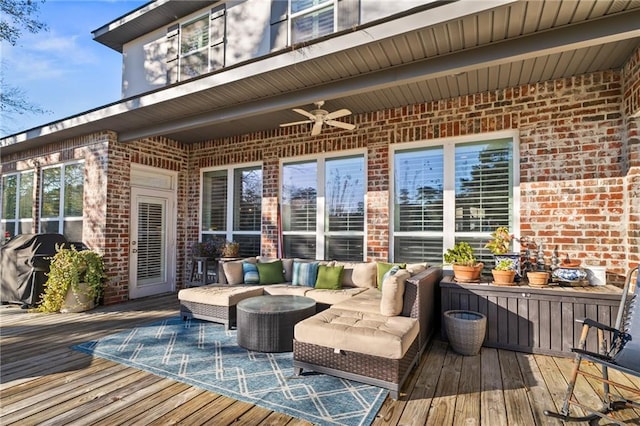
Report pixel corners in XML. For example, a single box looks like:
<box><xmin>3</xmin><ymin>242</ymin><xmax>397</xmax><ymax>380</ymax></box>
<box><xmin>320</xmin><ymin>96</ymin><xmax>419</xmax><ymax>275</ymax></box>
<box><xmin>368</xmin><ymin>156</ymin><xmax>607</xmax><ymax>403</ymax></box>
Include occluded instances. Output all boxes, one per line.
<box><xmin>2</xmin><ymin>293</ymin><xmax>638</xmax><ymax>425</ymax></box>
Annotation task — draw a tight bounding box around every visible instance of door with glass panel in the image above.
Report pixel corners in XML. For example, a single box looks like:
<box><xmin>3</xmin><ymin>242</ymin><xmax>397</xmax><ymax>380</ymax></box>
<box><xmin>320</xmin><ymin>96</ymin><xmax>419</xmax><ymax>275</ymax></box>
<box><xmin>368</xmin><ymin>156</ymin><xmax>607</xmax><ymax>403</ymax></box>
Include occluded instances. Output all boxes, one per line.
<box><xmin>129</xmin><ymin>187</ymin><xmax>175</xmax><ymax>298</ymax></box>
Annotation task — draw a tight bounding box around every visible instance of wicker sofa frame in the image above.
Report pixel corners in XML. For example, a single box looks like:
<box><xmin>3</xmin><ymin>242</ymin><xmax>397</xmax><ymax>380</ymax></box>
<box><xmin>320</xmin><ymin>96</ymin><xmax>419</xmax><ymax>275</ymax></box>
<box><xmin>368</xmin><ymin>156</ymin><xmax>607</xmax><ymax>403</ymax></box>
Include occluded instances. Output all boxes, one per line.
<box><xmin>293</xmin><ymin>266</ymin><xmax>442</xmax><ymax>399</ymax></box>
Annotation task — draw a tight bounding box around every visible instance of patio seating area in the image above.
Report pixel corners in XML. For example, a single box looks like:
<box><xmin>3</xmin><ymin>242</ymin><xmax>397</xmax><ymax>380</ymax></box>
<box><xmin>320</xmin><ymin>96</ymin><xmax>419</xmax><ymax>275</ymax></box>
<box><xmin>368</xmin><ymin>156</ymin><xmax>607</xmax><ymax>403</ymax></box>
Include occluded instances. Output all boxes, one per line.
<box><xmin>2</xmin><ymin>293</ymin><xmax>639</xmax><ymax>425</ymax></box>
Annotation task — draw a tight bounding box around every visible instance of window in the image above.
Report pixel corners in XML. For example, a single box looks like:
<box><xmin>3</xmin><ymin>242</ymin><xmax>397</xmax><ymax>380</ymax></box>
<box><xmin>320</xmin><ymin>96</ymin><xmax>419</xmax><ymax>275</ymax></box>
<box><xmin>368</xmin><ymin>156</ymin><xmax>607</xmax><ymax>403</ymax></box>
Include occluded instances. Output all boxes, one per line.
<box><xmin>1</xmin><ymin>171</ymin><xmax>34</xmax><ymax>238</ymax></box>
<box><xmin>40</xmin><ymin>162</ymin><xmax>84</xmax><ymax>242</ymax></box>
<box><xmin>271</xmin><ymin>0</ymin><xmax>359</xmax><ymax>51</ymax></box>
<box><xmin>201</xmin><ymin>164</ymin><xmax>262</xmax><ymax>257</ymax></box>
<box><xmin>392</xmin><ymin>136</ymin><xmax>517</xmax><ymax>265</ymax></box>
<box><xmin>168</xmin><ymin>5</ymin><xmax>226</xmax><ymax>83</ymax></box>
<box><xmin>290</xmin><ymin>0</ymin><xmax>335</xmax><ymax>44</ymax></box>
<box><xmin>282</xmin><ymin>154</ymin><xmax>365</xmax><ymax>261</ymax></box>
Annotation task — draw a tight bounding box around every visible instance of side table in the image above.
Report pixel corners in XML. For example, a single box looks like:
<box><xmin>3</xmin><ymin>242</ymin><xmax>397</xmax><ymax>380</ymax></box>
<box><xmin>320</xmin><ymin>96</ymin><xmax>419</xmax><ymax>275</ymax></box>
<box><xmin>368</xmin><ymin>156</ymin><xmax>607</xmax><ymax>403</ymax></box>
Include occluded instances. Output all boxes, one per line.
<box><xmin>188</xmin><ymin>257</ymin><xmax>217</xmax><ymax>287</ymax></box>
<box><xmin>236</xmin><ymin>295</ymin><xmax>316</xmax><ymax>352</ymax></box>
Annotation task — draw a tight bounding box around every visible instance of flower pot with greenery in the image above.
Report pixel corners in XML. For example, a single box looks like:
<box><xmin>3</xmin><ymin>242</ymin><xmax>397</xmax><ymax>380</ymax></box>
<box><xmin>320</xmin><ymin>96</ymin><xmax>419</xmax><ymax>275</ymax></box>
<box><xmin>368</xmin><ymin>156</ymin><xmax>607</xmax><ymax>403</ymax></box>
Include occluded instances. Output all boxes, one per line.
<box><xmin>444</xmin><ymin>242</ymin><xmax>484</xmax><ymax>283</ymax></box>
<box><xmin>221</xmin><ymin>240</ymin><xmax>240</xmax><ymax>258</ymax></box>
<box><xmin>37</xmin><ymin>245</ymin><xmax>106</xmax><ymax>313</ymax></box>
<box><xmin>491</xmin><ymin>258</ymin><xmax>517</xmax><ymax>286</ymax></box>
<box><xmin>485</xmin><ymin>226</ymin><xmax>520</xmax><ymax>280</ymax></box>
<box><xmin>191</xmin><ymin>239</ymin><xmax>222</xmax><ymax>259</ymax></box>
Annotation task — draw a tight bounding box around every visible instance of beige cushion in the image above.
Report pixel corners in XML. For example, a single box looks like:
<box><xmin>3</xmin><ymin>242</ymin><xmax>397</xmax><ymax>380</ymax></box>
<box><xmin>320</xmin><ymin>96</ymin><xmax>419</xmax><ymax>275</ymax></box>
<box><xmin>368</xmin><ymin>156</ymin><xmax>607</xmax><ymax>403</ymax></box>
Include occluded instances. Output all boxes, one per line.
<box><xmin>334</xmin><ymin>262</ymin><xmax>377</xmax><ymax>288</ymax></box>
<box><xmin>262</xmin><ymin>284</ymin><xmax>310</xmax><ymax>296</ymax></box>
<box><xmin>177</xmin><ymin>285</ymin><xmax>263</xmax><ymax>306</ymax></box>
<box><xmin>380</xmin><ymin>269</ymin><xmax>409</xmax><ymax>316</ymax></box>
<box><xmin>294</xmin><ymin>308</ymin><xmax>419</xmax><ymax>359</ymax></box>
<box><xmin>333</xmin><ymin>288</ymin><xmax>381</xmax><ymax>314</ymax></box>
<box><xmin>222</xmin><ymin>257</ymin><xmax>257</xmax><ymax>284</ymax></box>
<box><xmin>406</xmin><ymin>263</ymin><xmax>427</xmax><ymax>275</ymax></box>
<box><xmin>304</xmin><ymin>287</ymin><xmax>367</xmax><ymax>305</ymax></box>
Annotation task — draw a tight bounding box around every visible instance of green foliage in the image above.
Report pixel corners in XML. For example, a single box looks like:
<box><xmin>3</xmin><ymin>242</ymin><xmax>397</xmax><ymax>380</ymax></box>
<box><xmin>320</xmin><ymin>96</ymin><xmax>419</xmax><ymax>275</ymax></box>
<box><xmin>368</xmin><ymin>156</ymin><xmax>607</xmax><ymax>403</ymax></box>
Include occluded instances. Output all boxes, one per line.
<box><xmin>494</xmin><ymin>258</ymin><xmax>513</xmax><ymax>271</ymax></box>
<box><xmin>484</xmin><ymin>226</ymin><xmax>513</xmax><ymax>255</ymax></box>
<box><xmin>443</xmin><ymin>242</ymin><xmax>477</xmax><ymax>267</ymax></box>
<box><xmin>37</xmin><ymin>245</ymin><xmax>106</xmax><ymax>313</ymax></box>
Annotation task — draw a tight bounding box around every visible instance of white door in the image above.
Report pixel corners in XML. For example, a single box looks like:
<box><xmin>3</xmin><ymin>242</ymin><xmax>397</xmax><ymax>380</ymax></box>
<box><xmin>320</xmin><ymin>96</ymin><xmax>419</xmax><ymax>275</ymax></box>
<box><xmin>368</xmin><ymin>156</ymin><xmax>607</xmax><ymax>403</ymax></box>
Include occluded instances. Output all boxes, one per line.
<box><xmin>129</xmin><ymin>187</ymin><xmax>175</xmax><ymax>298</ymax></box>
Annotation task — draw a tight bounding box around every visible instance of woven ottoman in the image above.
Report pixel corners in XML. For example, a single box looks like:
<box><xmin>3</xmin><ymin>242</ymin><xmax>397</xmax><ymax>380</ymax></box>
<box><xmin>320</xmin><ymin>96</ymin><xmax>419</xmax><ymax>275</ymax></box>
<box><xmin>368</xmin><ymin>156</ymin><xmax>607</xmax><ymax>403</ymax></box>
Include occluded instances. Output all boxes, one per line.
<box><xmin>178</xmin><ymin>285</ymin><xmax>264</xmax><ymax>330</ymax></box>
<box><xmin>293</xmin><ymin>307</ymin><xmax>420</xmax><ymax>399</ymax></box>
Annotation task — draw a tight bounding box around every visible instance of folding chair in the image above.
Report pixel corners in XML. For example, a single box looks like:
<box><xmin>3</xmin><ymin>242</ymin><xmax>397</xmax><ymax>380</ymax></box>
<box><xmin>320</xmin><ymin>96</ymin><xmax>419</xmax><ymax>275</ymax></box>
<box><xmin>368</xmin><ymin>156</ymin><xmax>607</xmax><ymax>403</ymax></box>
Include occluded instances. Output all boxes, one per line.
<box><xmin>545</xmin><ymin>267</ymin><xmax>639</xmax><ymax>425</ymax></box>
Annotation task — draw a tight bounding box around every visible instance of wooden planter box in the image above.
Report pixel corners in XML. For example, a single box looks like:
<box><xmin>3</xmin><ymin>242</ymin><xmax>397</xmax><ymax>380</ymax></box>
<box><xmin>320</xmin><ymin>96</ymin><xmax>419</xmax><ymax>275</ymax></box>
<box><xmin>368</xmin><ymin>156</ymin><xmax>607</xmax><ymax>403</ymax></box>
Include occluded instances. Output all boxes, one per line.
<box><xmin>440</xmin><ymin>276</ymin><xmax>623</xmax><ymax>357</ymax></box>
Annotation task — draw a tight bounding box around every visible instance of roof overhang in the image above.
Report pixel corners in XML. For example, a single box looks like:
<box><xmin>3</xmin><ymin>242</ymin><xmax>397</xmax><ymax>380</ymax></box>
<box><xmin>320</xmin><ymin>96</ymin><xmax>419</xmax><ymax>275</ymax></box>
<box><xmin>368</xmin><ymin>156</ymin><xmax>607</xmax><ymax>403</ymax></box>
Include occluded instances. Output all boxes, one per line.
<box><xmin>2</xmin><ymin>1</ymin><xmax>639</xmax><ymax>156</ymax></box>
<box><xmin>92</xmin><ymin>0</ymin><xmax>218</xmax><ymax>52</ymax></box>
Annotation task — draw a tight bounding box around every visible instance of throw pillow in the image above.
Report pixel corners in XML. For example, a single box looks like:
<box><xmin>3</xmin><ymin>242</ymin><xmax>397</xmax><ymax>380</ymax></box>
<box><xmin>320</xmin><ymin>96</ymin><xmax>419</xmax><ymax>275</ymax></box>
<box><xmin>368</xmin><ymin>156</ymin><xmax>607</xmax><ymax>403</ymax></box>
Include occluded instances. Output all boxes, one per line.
<box><xmin>315</xmin><ymin>265</ymin><xmax>344</xmax><ymax>290</ymax></box>
<box><xmin>256</xmin><ymin>260</ymin><xmax>285</xmax><ymax>285</ymax></box>
<box><xmin>222</xmin><ymin>262</ymin><xmax>244</xmax><ymax>285</ymax></box>
<box><xmin>292</xmin><ymin>261</ymin><xmax>320</xmax><ymax>287</ymax></box>
<box><xmin>376</xmin><ymin>262</ymin><xmax>407</xmax><ymax>289</ymax></box>
<box><xmin>242</xmin><ymin>261</ymin><xmax>260</xmax><ymax>284</ymax></box>
<box><xmin>380</xmin><ymin>269</ymin><xmax>410</xmax><ymax>316</ymax></box>
<box><xmin>382</xmin><ymin>265</ymin><xmax>400</xmax><ymax>283</ymax></box>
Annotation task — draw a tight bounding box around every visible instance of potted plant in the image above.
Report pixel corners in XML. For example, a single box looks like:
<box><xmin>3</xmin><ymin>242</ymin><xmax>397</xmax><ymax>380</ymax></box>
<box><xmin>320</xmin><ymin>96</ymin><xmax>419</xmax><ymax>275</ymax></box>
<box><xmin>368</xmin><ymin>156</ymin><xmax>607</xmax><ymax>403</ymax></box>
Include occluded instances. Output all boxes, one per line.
<box><xmin>444</xmin><ymin>242</ymin><xmax>484</xmax><ymax>283</ymax></box>
<box><xmin>37</xmin><ymin>245</ymin><xmax>107</xmax><ymax>313</ymax></box>
<box><xmin>491</xmin><ymin>258</ymin><xmax>517</xmax><ymax>286</ymax></box>
<box><xmin>485</xmin><ymin>226</ymin><xmax>521</xmax><ymax>280</ymax></box>
<box><xmin>485</xmin><ymin>226</ymin><xmax>512</xmax><ymax>255</ymax></box>
<box><xmin>191</xmin><ymin>239</ymin><xmax>221</xmax><ymax>259</ymax></box>
<box><xmin>221</xmin><ymin>240</ymin><xmax>240</xmax><ymax>258</ymax></box>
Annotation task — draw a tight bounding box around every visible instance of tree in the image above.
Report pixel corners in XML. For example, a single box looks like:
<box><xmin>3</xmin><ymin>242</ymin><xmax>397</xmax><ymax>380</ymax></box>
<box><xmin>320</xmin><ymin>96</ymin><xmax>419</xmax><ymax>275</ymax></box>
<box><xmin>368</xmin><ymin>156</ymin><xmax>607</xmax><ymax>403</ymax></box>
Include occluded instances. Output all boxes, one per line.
<box><xmin>0</xmin><ymin>0</ymin><xmax>49</xmax><ymax>126</ymax></box>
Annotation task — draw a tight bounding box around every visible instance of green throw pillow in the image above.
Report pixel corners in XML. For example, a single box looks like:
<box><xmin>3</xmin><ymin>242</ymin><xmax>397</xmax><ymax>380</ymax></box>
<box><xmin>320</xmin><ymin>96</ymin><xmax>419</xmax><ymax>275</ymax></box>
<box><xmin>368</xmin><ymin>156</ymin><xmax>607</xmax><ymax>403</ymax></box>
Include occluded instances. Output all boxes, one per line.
<box><xmin>315</xmin><ymin>265</ymin><xmax>344</xmax><ymax>290</ymax></box>
<box><xmin>377</xmin><ymin>262</ymin><xmax>407</xmax><ymax>289</ymax></box>
<box><xmin>257</xmin><ymin>260</ymin><xmax>285</xmax><ymax>285</ymax></box>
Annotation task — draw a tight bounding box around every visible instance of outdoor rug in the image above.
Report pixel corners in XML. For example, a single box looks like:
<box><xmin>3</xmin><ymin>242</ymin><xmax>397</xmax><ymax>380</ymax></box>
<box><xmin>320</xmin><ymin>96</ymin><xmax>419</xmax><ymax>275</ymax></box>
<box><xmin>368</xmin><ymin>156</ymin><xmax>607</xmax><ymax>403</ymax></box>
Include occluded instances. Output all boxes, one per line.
<box><xmin>72</xmin><ymin>317</ymin><xmax>387</xmax><ymax>425</ymax></box>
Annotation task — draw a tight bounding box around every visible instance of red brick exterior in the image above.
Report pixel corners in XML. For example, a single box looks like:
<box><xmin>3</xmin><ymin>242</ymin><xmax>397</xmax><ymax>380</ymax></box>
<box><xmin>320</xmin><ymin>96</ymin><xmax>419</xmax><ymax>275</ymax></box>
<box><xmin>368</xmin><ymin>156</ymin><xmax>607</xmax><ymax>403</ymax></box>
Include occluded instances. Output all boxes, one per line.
<box><xmin>3</xmin><ymin>47</ymin><xmax>639</xmax><ymax>300</ymax></box>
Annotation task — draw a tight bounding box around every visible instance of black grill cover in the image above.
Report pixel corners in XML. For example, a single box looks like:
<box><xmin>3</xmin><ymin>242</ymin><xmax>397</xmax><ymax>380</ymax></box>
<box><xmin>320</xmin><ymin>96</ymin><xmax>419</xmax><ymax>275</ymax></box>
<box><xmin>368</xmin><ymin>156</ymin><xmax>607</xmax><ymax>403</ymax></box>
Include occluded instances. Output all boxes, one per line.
<box><xmin>0</xmin><ymin>233</ymin><xmax>67</xmax><ymax>306</ymax></box>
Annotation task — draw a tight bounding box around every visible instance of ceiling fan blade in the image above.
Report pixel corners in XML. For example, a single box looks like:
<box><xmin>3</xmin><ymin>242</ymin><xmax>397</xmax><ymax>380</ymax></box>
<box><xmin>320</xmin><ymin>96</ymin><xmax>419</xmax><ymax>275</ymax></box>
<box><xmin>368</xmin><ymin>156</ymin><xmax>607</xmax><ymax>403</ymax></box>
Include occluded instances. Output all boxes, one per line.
<box><xmin>326</xmin><ymin>120</ymin><xmax>356</xmax><ymax>130</ymax></box>
<box><xmin>292</xmin><ymin>108</ymin><xmax>317</xmax><ymax>120</ymax></box>
<box><xmin>280</xmin><ymin>119</ymin><xmax>312</xmax><ymax>127</ymax></box>
<box><xmin>311</xmin><ymin>121</ymin><xmax>323</xmax><ymax>136</ymax></box>
<box><xmin>325</xmin><ymin>108</ymin><xmax>351</xmax><ymax>120</ymax></box>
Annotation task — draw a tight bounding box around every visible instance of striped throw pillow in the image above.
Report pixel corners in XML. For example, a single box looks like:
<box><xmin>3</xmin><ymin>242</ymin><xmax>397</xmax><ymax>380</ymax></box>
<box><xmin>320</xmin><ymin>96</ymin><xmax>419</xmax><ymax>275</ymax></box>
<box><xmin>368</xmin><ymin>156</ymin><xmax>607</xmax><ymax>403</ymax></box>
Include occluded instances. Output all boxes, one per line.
<box><xmin>292</xmin><ymin>261</ymin><xmax>320</xmax><ymax>287</ymax></box>
<box><xmin>242</xmin><ymin>261</ymin><xmax>260</xmax><ymax>284</ymax></box>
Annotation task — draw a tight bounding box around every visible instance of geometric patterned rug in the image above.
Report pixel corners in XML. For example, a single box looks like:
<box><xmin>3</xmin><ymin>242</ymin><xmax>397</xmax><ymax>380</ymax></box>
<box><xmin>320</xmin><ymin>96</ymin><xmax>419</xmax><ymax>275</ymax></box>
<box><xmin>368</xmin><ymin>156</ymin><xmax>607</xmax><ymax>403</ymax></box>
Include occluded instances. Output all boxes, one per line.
<box><xmin>72</xmin><ymin>317</ymin><xmax>388</xmax><ymax>425</ymax></box>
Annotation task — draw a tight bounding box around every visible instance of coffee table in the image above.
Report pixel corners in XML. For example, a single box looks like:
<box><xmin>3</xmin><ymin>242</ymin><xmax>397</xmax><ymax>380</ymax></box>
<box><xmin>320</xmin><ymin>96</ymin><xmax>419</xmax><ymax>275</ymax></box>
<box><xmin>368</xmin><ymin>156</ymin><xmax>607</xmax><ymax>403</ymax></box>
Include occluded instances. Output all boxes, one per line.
<box><xmin>236</xmin><ymin>295</ymin><xmax>316</xmax><ymax>352</ymax></box>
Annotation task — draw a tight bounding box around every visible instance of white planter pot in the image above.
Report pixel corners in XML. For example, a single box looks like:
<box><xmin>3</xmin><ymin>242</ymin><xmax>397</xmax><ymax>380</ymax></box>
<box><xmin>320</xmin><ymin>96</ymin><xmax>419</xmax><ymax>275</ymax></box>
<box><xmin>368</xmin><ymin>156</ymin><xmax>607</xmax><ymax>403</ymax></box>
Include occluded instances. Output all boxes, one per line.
<box><xmin>61</xmin><ymin>282</ymin><xmax>95</xmax><ymax>313</ymax></box>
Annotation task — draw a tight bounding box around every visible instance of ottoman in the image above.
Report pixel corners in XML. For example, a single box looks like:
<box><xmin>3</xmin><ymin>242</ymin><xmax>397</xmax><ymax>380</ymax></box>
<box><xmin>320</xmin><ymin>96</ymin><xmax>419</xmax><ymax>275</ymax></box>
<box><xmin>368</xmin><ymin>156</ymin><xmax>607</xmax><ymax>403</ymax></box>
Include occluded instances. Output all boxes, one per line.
<box><xmin>178</xmin><ymin>284</ymin><xmax>264</xmax><ymax>330</ymax></box>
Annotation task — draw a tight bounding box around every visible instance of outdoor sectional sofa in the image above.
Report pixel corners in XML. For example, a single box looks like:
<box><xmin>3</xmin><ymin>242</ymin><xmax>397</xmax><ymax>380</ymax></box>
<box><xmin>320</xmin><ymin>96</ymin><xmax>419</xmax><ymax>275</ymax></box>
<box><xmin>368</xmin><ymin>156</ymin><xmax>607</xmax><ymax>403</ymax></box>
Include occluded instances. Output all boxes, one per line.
<box><xmin>178</xmin><ymin>257</ymin><xmax>442</xmax><ymax>399</ymax></box>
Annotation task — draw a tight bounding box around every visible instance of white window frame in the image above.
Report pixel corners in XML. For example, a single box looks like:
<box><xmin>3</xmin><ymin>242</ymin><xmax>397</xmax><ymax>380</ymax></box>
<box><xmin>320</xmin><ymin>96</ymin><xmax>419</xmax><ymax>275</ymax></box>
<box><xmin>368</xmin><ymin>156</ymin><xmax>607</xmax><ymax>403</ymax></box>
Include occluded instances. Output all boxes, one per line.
<box><xmin>390</xmin><ymin>130</ymin><xmax>520</xmax><ymax>263</ymax></box>
<box><xmin>39</xmin><ymin>161</ymin><xmax>84</xmax><ymax>240</ymax></box>
<box><xmin>280</xmin><ymin>149</ymin><xmax>367</xmax><ymax>260</ymax></box>
<box><xmin>1</xmin><ymin>170</ymin><xmax>35</xmax><ymax>238</ymax></box>
<box><xmin>176</xmin><ymin>5</ymin><xmax>226</xmax><ymax>82</ymax></box>
<box><xmin>288</xmin><ymin>0</ymin><xmax>336</xmax><ymax>45</ymax></box>
<box><xmin>200</xmin><ymin>162</ymin><xmax>263</xmax><ymax>246</ymax></box>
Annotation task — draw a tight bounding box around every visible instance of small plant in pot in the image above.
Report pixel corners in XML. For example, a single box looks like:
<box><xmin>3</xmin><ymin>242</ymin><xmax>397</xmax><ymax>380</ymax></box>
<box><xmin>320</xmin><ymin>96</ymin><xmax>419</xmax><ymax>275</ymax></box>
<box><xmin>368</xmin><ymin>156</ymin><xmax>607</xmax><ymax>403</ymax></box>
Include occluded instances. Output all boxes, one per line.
<box><xmin>221</xmin><ymin>240</ymin><xmax>240</xmax><ymax>258</ymax></box>
<box><xmin>491</xmin><ymin>258</ymin><xmax>517</xmax><ymax>286</ymax></box>
<box><xmin>485</xmin><ymin>226</ymin><xmax>520</xmax><ymax>280</ymax></box>
<box><xmin>444</xmin><ymin>241</ymin><xmax>484</xmax><ymax>283</ymax></box>
<box><xmin>37</xmin><ymin>245</ymin><xmax>107</xmax><ymax>313</ymax></box>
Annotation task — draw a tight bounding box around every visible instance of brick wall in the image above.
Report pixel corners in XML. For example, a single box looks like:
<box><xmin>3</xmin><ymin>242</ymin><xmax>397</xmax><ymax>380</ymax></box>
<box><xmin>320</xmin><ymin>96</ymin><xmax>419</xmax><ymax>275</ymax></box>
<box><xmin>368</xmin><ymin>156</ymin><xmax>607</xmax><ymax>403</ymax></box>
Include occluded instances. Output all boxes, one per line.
<box><xmin>3</xmin><ymin>50</ymin><xmax>638</xmax><ymax>301</ymax></box>
<box><xmin>622</xmin><ymin>47</ymin><xmax>640</xmax><ymax>272</ymax></box>
<box><xmin>190</xmin><ymin>66</ymin><xmax>637</xmax><ymax>285</ymax></box>
<box><xmin>104</xmin><ymin>136</ymin><xmax>189</xmax><ymax>304</ymax></box>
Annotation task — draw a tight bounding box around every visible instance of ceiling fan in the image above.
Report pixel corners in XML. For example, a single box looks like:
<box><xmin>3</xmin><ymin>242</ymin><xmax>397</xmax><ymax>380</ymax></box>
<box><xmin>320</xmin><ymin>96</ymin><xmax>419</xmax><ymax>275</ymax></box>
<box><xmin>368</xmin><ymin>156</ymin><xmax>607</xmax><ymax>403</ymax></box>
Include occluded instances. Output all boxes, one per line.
<box><xmin>279</xmin><ymin>101</ymin><xmax>356</xmax><ymax>136</ymax></box>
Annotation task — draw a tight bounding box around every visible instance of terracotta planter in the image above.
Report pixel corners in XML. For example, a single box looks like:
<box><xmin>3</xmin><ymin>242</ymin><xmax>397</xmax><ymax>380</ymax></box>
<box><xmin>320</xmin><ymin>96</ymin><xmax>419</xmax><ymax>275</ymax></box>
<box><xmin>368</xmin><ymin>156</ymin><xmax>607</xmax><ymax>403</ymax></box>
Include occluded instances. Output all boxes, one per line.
<box><xmin>452</xmin><ymin>263</ymin><xmax>484</xmax><ymax>283</ymax></box>
<box><xmin>492</xmin><ymin>269</ymin><xmax>516</xmax><ymax>286</ymax></box>
<box><xmin>527</xmin><ymin>271</ymin><xmax>550</xmax><ymax>287</ymax></box>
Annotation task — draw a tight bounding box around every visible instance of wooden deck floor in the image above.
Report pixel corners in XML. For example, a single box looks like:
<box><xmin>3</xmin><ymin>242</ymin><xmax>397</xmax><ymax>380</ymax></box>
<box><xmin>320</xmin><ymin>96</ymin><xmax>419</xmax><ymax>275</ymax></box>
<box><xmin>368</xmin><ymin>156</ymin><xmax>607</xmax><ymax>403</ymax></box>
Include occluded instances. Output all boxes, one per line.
<box><xmin>1</xmin><ymin>294</ymin><xmax>638</xmax><ymax>425</ymax></box>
